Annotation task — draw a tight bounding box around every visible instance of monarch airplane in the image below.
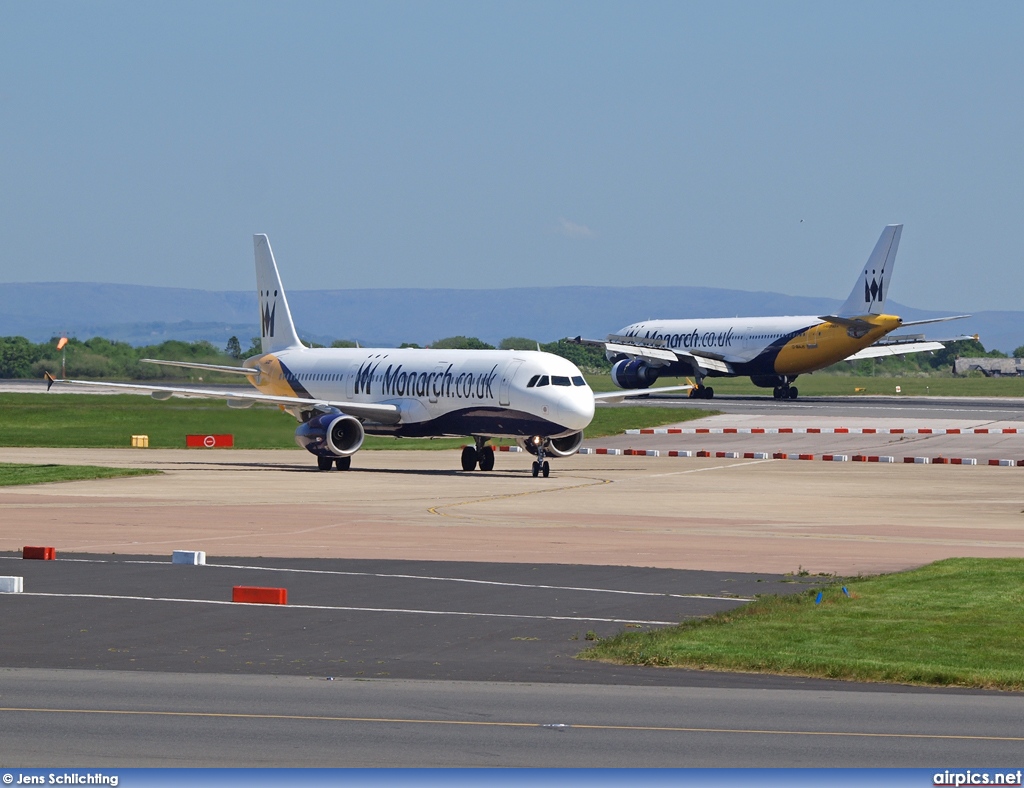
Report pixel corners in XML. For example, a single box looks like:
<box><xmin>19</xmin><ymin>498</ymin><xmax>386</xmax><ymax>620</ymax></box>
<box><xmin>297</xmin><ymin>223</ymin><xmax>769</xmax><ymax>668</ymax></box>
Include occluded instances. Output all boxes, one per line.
<box><xmin>46</xmin><ymin>235</ymin><xmax>688</xmax><ymax>476</ymax></box>
<box><xmin>573</xmin><ymin>225</ymin><xmax>972</xmax><ymax>400</ymax></box>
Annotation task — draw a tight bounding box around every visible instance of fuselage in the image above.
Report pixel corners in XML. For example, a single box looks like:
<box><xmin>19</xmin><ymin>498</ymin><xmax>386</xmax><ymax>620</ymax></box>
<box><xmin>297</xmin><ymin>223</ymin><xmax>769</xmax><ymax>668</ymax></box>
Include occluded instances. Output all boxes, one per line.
<box><xmin>245</xmin><ymin>347</ymin><xmax>595</xmax><ymax>438</ymax></box>
<box><xmin>618</xmin><ymin>314</ymin><xmax>901</xmax><ymax>378</ymax></box>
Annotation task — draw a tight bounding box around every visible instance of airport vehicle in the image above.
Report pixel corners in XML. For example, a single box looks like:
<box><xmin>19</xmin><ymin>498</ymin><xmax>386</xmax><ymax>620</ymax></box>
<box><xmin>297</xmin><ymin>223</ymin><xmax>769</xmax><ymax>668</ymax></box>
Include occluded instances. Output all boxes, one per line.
<box><xmin>573</xmin><ymin>225</ymin><xmax>972</xmax><ymax>400</ymax></box>
<box><xmin>47</xmin><ymin>235</ymin><xmax>683</xmax><ymax>475</ymax></box>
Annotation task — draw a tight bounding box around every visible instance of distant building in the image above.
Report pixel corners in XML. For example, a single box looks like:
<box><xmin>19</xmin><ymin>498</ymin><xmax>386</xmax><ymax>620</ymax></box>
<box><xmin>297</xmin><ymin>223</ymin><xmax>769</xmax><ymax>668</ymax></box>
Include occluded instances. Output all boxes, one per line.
<box><xmin>953</xmin><ymin>358</ymin><xmax>1024</xmax><ymax>377</ymax></box>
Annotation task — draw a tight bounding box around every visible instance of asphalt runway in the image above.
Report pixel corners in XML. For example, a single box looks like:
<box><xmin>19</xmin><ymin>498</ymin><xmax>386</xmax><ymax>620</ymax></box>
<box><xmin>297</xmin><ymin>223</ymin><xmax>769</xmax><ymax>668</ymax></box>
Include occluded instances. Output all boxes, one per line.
<box><xmin>1</xmin><ymin>553</ymin><xmax>807</xmax><ymax>684</ymax></box>
<box><xmin>3</xmin><ymin>669</ymin><xmax>1022</xmax><ymax>767</ymax></box>
<box><xmin>2</xmin><ymin>554</ymin><xmax>1022</xmax><ymax>767</ymax></box>
<box><xmin>2</xmin><ymin>395</ymin><xmax>1024</xmax><ymax>766</ymax></box>
<box><xmin>628</xmin><ymin>391</ymin><xmax>1024</xmax><ymax>422</ymax></box>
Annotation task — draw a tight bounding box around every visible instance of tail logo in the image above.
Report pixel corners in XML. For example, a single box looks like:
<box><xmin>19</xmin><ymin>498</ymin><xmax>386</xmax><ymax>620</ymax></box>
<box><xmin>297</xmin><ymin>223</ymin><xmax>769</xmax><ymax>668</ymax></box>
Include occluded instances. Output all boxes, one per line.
<box><xmin>863</xmin><ymin>268</ymin><xmax>885</xmax><ymax>308</ymax></box>
<box><xmin>261</xmin><ymin>290</ymin><xmax>277</xmax><ymax>338</ymax></box>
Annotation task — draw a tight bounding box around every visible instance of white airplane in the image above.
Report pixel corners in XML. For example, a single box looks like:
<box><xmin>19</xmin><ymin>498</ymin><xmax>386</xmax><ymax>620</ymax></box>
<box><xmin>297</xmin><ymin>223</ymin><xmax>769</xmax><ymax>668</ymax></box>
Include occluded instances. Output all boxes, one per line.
<box><xmin>46</xmin><ymin>235</ymin><xmax>688</xmax><ymax>476</ymax></box>
<box><xmin>574</xmin><ymin>225</ymin><xmax>973</xmax><ymax>400</ymax></box>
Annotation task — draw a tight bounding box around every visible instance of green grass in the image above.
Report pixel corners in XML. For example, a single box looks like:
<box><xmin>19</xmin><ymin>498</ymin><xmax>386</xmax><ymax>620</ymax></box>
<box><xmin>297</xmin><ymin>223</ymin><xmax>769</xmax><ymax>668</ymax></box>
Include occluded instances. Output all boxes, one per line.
<box><xmin>581</xmin><ymin>558</ymin><xmax>1024</xmax><ymax>691</ymax></box>
<box><xmin>587</xmin><ymin>373</ymin><xmax>1024</xmax><ymax>398</ymax></box>
<box><xmin>585</xmin><ymin>405</ymin><xmax>711</xmax><ymax>437</ymax></box>
<box><xmin>0</xmin><ymin>393</ymin><xmax>708</xmax><ymax>449</ymax></box>
<box><xmin>0</xmin><ymin>462</ymin><xmax>160</xmax><ymax>486</ymax></box>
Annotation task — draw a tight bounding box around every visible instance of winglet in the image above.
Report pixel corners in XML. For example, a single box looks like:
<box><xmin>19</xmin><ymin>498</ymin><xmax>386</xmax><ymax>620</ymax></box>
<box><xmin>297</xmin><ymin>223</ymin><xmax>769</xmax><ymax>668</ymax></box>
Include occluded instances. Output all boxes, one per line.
<box><xmin>44</xmin><ymin>372</ymin><xmax>56</xmax><ymax>391</ymax></box>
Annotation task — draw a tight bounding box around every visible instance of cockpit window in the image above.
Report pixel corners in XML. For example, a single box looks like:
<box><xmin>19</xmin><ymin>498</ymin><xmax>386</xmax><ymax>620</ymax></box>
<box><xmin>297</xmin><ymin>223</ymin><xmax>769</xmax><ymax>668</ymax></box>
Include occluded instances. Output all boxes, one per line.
<box><xmin>552</xmin><ymin>376</ymin><xmax>571</xmax><ymax>386</ymax></box>
<box><xmin>571</xmin><ymin>376</ymin><xmax>586</xmax><ymax>386</ymax></box>
<box><xmin>536</xmin><ymin>376</ymin><xmax>550</xmax><ymax>387</ymax></box>
<box><xmin>526</xmin><ymin>375</ymin><xmax>540</xmax><ymax>388</ymax></box>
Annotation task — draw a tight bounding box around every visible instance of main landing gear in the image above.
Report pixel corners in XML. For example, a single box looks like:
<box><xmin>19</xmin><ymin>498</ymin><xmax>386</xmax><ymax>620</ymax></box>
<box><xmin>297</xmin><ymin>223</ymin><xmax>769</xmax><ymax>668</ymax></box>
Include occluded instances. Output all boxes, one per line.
<box><xmin>317</xmin><ymin>455</ymin><xmax>352</xmax><ymax>471</ymax></box>
<box><xmin>773</xmin><ymin>385</ymin><xmax>799</xmax><ymax>400</ymax></box>
<box><xmin>689</xmin><ymin>385</ymin><xmax>714</xmax><ymax>399</ymax></box>
<box><xmin>461</xmin><ymin>437</ymin><xmax>495</xmax><ymax>472</ymax></box>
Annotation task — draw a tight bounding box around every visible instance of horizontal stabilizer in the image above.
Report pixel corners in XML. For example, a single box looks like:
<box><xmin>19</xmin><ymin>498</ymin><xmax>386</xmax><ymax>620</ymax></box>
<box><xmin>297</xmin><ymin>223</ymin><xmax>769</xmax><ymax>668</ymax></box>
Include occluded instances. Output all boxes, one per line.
<box><xmin>898</xmin><ymin>314</ymin><xmax>972</xmax><ymax>328</ymax></box>
<box><xmin>844</xmin><ymin>342</ymin><xmax>944</xmax><ymax>361</ymax></box>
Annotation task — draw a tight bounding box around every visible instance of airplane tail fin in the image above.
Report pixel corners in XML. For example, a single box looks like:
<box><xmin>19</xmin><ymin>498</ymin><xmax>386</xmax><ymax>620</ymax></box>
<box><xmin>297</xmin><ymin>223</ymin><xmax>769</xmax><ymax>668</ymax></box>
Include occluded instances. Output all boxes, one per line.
<box><xmin>838</xmin><ymin>224</ymin><xmax>902</xmax><ymax>316</ymax></box>
<box><xmin>253</xmin><ymin>234</ymin><xmax>304</xmax><ymax>354</ymax></box>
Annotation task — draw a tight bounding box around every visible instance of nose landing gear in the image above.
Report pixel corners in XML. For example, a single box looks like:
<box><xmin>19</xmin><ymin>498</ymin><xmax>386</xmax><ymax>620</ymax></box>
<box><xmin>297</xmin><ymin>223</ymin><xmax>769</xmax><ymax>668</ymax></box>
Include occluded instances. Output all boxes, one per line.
<box><xmin>531</xmin><ymin>441</ymin><xmax>550</xmax><ymax>478</ymax></box>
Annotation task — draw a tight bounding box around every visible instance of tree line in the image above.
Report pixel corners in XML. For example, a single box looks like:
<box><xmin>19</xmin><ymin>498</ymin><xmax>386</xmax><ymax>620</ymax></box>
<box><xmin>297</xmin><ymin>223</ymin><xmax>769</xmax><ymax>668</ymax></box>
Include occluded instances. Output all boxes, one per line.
<box><xmin>0</xmin><ymin>333</ymin><xmax>1016</xmax><ymax>381</ymax></box>
<box><xmin>0</xmin><ymin>334</ymin><xmax>613</xmax><ymax>379</ymax></box>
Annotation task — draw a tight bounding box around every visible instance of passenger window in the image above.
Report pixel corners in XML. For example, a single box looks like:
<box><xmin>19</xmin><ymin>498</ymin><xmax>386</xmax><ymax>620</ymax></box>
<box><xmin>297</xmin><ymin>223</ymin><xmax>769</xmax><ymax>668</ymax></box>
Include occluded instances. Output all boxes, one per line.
<box><xmin>572</xmin><ymin>376</ymin><xmax>585</xmax><ymax>386</ymax></box>
<box><xmin>527</xmin><ymin>375</ymin><xmax>539</xmax><ymax>388</ymax></box>
<box><xmin>552</xmin><ymin>376</ymin><xmax>571</xmax><ymax>386</ymax></box>
<box><xmin>536</xmin><ymin>376</ymin><xmax>550</xmax><ymax>387</ymax></box>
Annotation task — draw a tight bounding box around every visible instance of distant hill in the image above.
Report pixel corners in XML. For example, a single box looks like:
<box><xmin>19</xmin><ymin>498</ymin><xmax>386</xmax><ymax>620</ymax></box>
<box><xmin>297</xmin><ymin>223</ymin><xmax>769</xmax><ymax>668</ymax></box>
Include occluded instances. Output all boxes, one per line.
<box><xmin>1</xmin><ymin>281</ymin><xmax>1018</xmax><ymax>353</ymax></box>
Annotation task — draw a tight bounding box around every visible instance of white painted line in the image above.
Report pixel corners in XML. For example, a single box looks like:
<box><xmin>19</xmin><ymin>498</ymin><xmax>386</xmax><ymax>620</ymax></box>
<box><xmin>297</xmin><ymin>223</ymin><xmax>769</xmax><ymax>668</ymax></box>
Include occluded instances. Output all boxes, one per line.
<box><xmin>16</xmin><ymin>592</ymin><xmax>682</xmax><ymax>626</ymax></box>
<box><xmin>49</xmin><ymin>557</ymin><xmax>753</xmax><ymax>603</ymax></box>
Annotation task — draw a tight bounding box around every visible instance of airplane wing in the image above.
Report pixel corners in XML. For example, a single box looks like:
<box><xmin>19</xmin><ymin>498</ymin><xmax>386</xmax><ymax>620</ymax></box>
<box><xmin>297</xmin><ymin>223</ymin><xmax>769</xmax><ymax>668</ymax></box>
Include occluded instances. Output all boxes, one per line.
<box><xmin>140</xmin><ymin>358</ymin><xmax>258</xmax><ymax>377</ymax></box>
<box><xmin>43</xmin><ymin>374</ymin><xmax>403</xmax><ymax>425</ymax></box>
<box><xmin>592</xmin><ymin>384</ymin><xmax>694</xmax><ymax>403</ymax></box>
<box><xmin>571</xmin><ymin>336</ymin><xmax>733</xmax><ymax>375</ymax></box>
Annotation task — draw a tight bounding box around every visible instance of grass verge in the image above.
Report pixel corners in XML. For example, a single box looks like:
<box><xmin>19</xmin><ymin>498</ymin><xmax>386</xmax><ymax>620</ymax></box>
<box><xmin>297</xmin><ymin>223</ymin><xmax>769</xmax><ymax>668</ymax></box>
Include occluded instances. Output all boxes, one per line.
<box><xmin>587</xmin><ymin>373</ymin><xmax>1024</xmax><ymax>398</ymax></box>
<box><xmin>580</xmin><ymin>558</ymin><xmax>1024</xmax><ymax>691</ymax></box>
<box><xmin>0</xmin><ymin>393</ymin><xmax>709</xmax><ymax>449</ymax></box>
<box><xmin>0</xmin><ymin>463</ymin><xmax>160</xmax><ymax>487</ymax></box>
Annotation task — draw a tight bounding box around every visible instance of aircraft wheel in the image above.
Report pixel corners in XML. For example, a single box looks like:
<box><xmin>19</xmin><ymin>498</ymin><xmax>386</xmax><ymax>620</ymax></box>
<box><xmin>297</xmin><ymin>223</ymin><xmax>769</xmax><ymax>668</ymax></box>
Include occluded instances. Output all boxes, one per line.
<box><xmin>789</xmin><ymin>386</ymin><xmax>799</xmax><ymax>400</ymax></box>
<box><xmin>532</xmin><ymin>461</ymin><xmax>540</xmax><ymax>478</ymax></box>
<box><xmin>461</xmin><ymin>445</ymin><xmax>478</xmax><ymax>471</ymax></box>
<box><xmin>317</xmin><ymin>456</ymin><xmax>334</xmax><ymax>471</ymax></box>
<box><xmin>479</xmin><ymin>445</ymin><xmax>495</xmax><ymax>471</ymax></box>
<box><xmin>542</xmin><ymin>461</ymin><xmax>550</xmax><ymax>478</ymax></box>
<box><xmin>772</xmin><ymin>387</ymin><xmax>782</xmax><ymax>400</ymax></box>
<box><xmin>336</xmin><ymin>456</ymin><xmax>351</xmax><ymax>471</ymax></box>
<box><xmin>688</xmin><ymin>388</ymin><xmax>698</xmax><ymax>399</ymax></box>
<box><xmin>704</xmin><ymin>386</ymin><xmax>714</xmax><ymax>399</ymax></box>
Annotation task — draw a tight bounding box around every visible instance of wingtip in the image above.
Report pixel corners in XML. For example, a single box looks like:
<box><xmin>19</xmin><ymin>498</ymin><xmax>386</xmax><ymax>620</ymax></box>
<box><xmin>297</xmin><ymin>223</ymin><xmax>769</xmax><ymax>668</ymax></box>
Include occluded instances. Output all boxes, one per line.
<box><xmin>44</xmin><ymin>371</ymin><xmax>55</xmax><ymax>391</ymax></box>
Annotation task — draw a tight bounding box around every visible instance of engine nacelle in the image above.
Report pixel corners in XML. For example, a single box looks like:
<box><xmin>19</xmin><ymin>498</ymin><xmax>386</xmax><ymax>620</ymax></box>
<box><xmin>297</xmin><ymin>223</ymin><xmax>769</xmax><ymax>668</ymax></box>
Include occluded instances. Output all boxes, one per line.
<box><xmin>547</xmin><ymin>431</ymin><xmax>584</xmax><ymax>458</ymax></box>
<box><xmin>294</xmin><ymin>412</ymin><xmax>365</xmax><ymax>457</ymax></box>
<box><xmin>519</xmin><ymin>431</ymin><xmax>584</xmax><ymax>458</ymax></box>
<box><xmin>610</xmin><ymin>358</ymin><xmax>661</xmax><ymax>389</ymax></box>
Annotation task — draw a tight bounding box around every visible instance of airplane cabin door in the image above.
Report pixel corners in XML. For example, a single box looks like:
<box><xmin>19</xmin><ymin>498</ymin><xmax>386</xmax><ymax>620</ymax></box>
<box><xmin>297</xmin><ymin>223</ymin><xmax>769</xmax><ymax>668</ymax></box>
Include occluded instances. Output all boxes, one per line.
<box><xmin>499</xmin><ymin>360</ymin><xmax>523</xmax><ymax>406</ymax></box>
<box><xmin>345</xmin><ymin>361</ymin><xmax>361</xmax><ymax>399</ymax></box>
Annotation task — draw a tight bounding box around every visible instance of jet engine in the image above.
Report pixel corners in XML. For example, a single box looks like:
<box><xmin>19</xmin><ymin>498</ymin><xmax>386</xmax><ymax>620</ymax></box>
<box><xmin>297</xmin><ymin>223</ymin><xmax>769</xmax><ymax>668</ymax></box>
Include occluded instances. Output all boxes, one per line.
<box><xmin>520</xmin><ymin>431</ymin><xmax>584</xmax><ymax>458</ymax></box>
<box><xmin>294</xmin><ymin>411</ymin><xmax>365</xmax><ymax>457</ymax></box>
<box><xmin>610</xmin><ymin>358</ymin><xmax>661</xmax><ymax>389</ymax></box>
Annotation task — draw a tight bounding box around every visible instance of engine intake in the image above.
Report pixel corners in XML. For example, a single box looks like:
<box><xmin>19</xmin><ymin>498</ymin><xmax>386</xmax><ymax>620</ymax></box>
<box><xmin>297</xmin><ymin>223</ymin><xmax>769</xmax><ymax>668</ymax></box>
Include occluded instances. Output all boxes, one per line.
<box><xmin>295</xmin><ymin>412</ymin><xmax>365</xmax><ymax>457</ymax></box>
<box><xmin>547</xmin><ymin>431</ymin><xmax>584</xmax><ymax>458</ymax></box>
<box><xmin>610</xmin><ymin>358</ymin><xmax>661</xmax><ymax>389</ymax></box>
<box><xmin>519</xmin><ymin>431</ymin><xmax>584</xmax><ymax>458</ymax></box>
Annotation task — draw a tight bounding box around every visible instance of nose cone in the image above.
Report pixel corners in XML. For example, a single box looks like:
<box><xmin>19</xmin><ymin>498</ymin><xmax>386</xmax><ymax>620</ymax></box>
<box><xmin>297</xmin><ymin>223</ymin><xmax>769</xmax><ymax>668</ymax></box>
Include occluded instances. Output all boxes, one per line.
<box><xmin>557</xmin><ymin>389</ymin><xmax>595</xmax><ymax>431</ymax></box>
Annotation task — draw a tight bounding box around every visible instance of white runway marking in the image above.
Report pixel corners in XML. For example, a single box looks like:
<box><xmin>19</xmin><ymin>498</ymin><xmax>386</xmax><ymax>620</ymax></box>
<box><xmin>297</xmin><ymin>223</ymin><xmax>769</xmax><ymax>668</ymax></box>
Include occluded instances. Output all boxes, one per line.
<box><xmin>15</xmin><ymin>592</ymin><xmax>681</xmax><ymax>626</ymax></box>
<box><xmin>18</xmin><ymin>556</ymin><xmax>753</xmax><ymax>603</ymax></box>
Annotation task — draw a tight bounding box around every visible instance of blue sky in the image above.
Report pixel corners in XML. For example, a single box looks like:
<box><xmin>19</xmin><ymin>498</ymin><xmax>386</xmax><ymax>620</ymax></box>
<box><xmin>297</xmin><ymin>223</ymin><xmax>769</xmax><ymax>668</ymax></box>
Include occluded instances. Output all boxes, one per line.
<box><xmin>2</xmin><ymin>1</ymin><xmax>1021</xmax><ymax>312</ymax></box>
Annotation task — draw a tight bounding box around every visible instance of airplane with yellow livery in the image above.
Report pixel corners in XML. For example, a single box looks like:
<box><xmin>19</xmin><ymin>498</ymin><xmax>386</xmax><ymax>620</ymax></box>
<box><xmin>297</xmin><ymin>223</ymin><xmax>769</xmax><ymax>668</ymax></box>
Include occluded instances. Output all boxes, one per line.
<box><xmin>575</xmin><ymin>225</ymin><xmax>972</xmax><ymax>400</ymax></box>
<box><xmin>47</xmin><ymin>235</ymin><xmax>689</xmax><ymax>476</ymax></box>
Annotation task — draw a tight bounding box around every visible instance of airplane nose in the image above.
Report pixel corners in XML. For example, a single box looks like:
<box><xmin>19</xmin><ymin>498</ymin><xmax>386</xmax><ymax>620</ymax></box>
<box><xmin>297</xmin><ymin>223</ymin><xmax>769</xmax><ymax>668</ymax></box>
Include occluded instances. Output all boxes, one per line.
<box><xmin>558</xmin><ymin>391</ymin><xmax>595</xmax><ymax>430</ymax></box>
